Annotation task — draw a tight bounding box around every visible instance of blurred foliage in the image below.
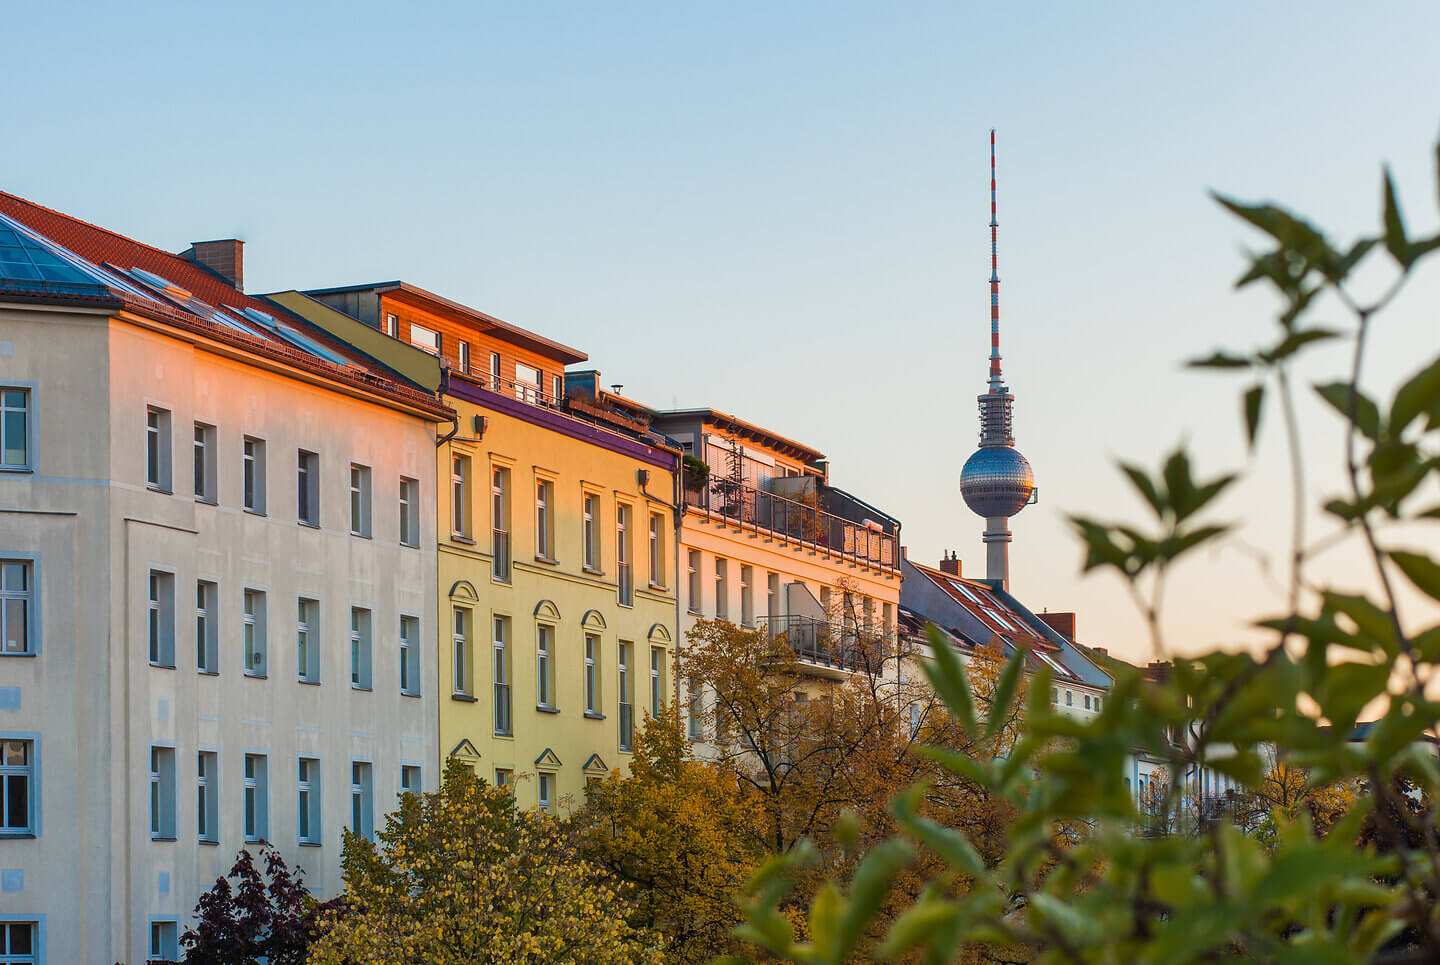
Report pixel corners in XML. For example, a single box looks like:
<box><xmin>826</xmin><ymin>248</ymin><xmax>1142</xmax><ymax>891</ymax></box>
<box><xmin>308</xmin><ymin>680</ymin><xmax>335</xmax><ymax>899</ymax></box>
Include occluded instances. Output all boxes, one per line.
<box><xmin>726</xmin><ymin>137</ymin><xmax>1440</xmax><ymax>964</ymax></box>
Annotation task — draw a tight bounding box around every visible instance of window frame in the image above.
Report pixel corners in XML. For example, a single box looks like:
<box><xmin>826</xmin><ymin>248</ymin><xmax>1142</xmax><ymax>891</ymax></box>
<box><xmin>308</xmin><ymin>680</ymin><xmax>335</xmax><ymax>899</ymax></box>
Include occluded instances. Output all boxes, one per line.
<box><xmin>535</xmin><ymin>478</ymin><xmax>554</xmax><ymax>559</ymax></box>
<box><xmin>0</xmin><ymin>386</ymin><xmax>31</xmax><ymax>472</ymax></box>
<box><xmin>197</xmin><ymin>749</ymin><xmax>218</xmax><ymax>844</ymax></box>
<box><xmin>452</xmin><ymin>606</ymin><xmax>472</xmax><ymax>697</ymax></box>
<box><xmin>297</xmin><ymin>756</ymin><xmax>321</xmax><ymax>846</ymax></box>
<box><xmin>149</xmin><ymin>920</ymin><xmax>179</xmax><ymax>965</ymax></box>
<box><xmin>350</xmin><ymin>606</ymin><xmax>373</xmax><ymax>691</ymax></box>
<box><xmin>582</xmin><ymin>493</ymin><xmax>598</xmax><ymax>571</ymax></box>
<box><xmin>537</xmin><ymin>772</ymin><xmax>553</xmax><ymax>813</ymax></box>
<box><xmin>584</xmin><ymin>633</ymin><xmax>600</xmax><ymax>716</ymax></box>
<box><xmin>491</xmin><ymin>467</ymin><xmax>511</xmax><ymax>583</ymax></box>
<box><xmin>451</xmin><ymin>455</ymin><xmax>471</xmax><ymax>539</ymax></box>
<box><xmin>648</xmin><ymin>512</ymin><xmax>664</xmax><ymax>588</ymax></box>
<box><xmin>350</xmin><ymin>760</ymin><xmax>374</xmax><ymax>840</ymax></box>
<box><xmin>618</xmin><ymin>641</ymin><xmax>632</xmax><ymax>752</ymax></box>
<box><xmin>193</xmin><ymin>422</ymin><xmax>217</xmax><ymax>503</ymax></box>
<box><xmin>147</xmin><ymin>569</ymin><xmax>176</xmax><ymax>668</ymax></box>
<box><xmin>385</xmin><ymin>313</ymin><xmax>399</xmax><ymax>338</ymax></box>
<box><xmin>243</xmin><ymin>588</ymin><xmax>267</xmax><ymax>677</ymax></box>
<box><xmin>242</xmin><ymin>436</ymin><xmax>266</xmax><ymax>515</ymax></box>
<box><xmin>297</xmin><ymin>450</ymin><xmax>320</xmax><ymax>527</ymax></box>
<box><xmin>149</xmin><ymin>744</ymin><xmax>177</xmax><ymax>840</ymax></box>
<box><xmin>458</xmin><ymin>341</ymin><xmax>471</xmax><ymax>374</ymax></box>
<box><xmin>399</xmin><ymin>476</ymin><xmax>420</xmax><ymax>547</ymax></box>
<box><xmin>349</xmin><ymin>463</ymin><xmax>372</xmax><ymax>538</ymax></box>
<box><xmin>401</xmin><ymin>764</ymin><xmax>423</xmax><ymax>797</ymax></box>
<box><xmin>687</xmin><ymin>550</ymin><xmax>701</xmax><ymax>615</ymax></box>
<box><xmin>145</xmin><ymin>405</ymin><xmax>172</xmax><ymax>492</ymax></box>
<box><xmin>493</xmin><ymin>616</ymin><xmax>511</xmax><ymax>736</ymax></box>
<box><xmin>296</xmin><ymin>597</ymin><xmax>320</xmax><ymax>684</ymax></box>
<box><xmin>0</xmin><ymin>737</ymin><xmax>37</xmax><ymax>836</ymax></box>
<box><xmin>650</xmin><ymin>646</ymin><xmax>664</xmax><ymax>718</ymax></box>
<box><xmin>536</xmin><ymin>623</ymin><xmax>554</xmax><ymax>709</ymax></box>
<box><xmin>409</xmin><ymin>323</ymin><xmax>441</xmax><ymax>355</ymax></box>
<box><xmin>399</xmin><ymin>614</ymin><xmax>421</xmax><ymax>696</ymax></box>
<box><xmin>616</xmin><ymin>503</ymin><xmax>633</xmax><ymax>607</ymax></box>
<box><xmin>243</xmin><ymin>752</ymin><xmax>268</xmax><ymax>843</ymax></box>
<box><xmin>1</xmin><ymin>558</ymin><xmax>36</xmax><ymax>656</ymax></box>
<box><xmin>195</xmin><ymin>580</ymin><xmax>218</xmax><ymax>674</ymax></box>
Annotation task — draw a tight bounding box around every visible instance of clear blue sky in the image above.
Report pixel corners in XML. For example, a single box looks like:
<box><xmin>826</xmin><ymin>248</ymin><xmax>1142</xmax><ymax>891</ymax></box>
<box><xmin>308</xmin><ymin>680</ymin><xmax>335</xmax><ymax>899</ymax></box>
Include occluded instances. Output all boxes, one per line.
<box><xmin>6</xmin><ymin>1</ymin><xmax>1439</xmax><ymax>660</ymax></box>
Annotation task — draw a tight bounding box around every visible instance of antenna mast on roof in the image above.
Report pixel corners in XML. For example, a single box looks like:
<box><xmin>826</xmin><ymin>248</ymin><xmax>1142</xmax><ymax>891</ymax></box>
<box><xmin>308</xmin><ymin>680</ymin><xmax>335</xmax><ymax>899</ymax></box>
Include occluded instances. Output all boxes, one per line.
<box><xmin>988</xmin><ymin>128</ymin><xmax>1003</xmax><ymax>393</ymax></box>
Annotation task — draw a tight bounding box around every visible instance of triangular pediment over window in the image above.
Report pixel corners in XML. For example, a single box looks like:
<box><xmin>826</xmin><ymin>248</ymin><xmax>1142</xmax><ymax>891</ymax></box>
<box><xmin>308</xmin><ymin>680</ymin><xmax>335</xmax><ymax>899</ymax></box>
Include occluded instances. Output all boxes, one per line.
<box><xmin>582</xmin><ymin>753</ymin><xmax>609</xmax><ymax>774</ymax></box>
<box><xmin>449</xmin><ymin>738</ymin><xmax>482</xmax><ymax>763</ymax></box>
<box><xmin>535</xmin><ymin>747</ymin><xmax>563</xmax><ymax>769</ymax></box>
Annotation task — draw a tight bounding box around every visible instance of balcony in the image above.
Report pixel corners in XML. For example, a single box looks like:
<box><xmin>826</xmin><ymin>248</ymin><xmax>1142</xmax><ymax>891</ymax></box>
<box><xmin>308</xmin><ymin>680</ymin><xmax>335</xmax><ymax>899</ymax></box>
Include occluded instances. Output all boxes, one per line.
<box><xmin>757</xmin><ymin>614</ymin><xmax>873</xmax><ymax>675</ymax></box>
<box><xmin>682</xmin><ymin>476</ymin><xmax>897</xmax><ymax>572</ymax></box>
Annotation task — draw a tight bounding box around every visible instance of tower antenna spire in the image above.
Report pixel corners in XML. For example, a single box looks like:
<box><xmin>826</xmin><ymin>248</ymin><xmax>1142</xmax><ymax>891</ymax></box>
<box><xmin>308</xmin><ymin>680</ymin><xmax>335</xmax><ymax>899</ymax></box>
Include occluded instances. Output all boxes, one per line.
<box><xmin>988</xmin><ymin>127</ymin><xmax>1002</xmax><ymax>392</ymax></box>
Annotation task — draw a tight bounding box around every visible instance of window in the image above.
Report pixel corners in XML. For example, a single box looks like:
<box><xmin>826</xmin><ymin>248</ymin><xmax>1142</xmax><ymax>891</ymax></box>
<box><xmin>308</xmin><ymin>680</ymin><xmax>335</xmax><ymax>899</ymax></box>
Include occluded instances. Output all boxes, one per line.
<box><xmin>584</xmin><ymin>633</ymin><xmax>599</xmax><ymax>715</ymax></box>
<box><xmin>146</xmin><ymin>406</ymin><xmax>172</xmax><ymax>491</ymax></box>
<box><xmin>349</xmin><ymin>464</ymin><xmax>372</xmax><ymax>537</ymax></box>
<box><xmin>514</xmin><ymin>362</ymin><xmax>540</xmax><ymax>403</ymax></box>
<box><xmin>385</xmin><ymin>313</ymin><xmax>398</xmax><ymax>337</ymax></box>
<box><xmin>195</xmin><ymin>580</ymin><xmax>218</xmax><ymax>673</ymax></box>
<box><xmin>298</xmin><ymin>757</ymin><xmax>320</xmax><ymax>844</ymax></box>
<box><xmin>491</xmin><ymin>468</ymin><xmax>510</xmax><ymax>582</ymax></box>
<box><xmin>650</xmin><ymin>646</ymin><xmax>664</xmax><ymax>717</ymax></box>
<box><xmin>2</xmin><ymin>561</ymin><xmax>32</xmax><ymax>654</ymax></box>
<box><xmin>1066</xmin><ymin>690</ymin><xmax>1073</xmax><ymax>707</ymax></box>
<box><xmin>350</xmin><ymin>607</ymin><xmax>372</xmax><ymax>690</ymax></box>
<box><xmin>148</xmin><ymin>570</ymin><xmax>175</xmax><ymax>667</ymax></box>
<box><xmin>197</xmin><ymin>751</ymin><xmax>218</xmax><ymax>843</ymax></box>
<box><xmin>409</xmin><ymin>323</ymin><xmax>441</xmax><ymax>355</ymax></box>
<box><xmin>489</xmin><ymin>352</ymin><xmax>501</xmax><ymax>390</ymax></box>
<box><xmin>458</xmin><ymin>341</ymin><xmax>471</xmax><ymax>374</ymax></box>
<box><xmin>618</xmin><ymin>642</ymin><xmax>632</xmax><ymax>751</ymax></box>
<box><xmin>150</xmin><ymin>746</ymin><xmax>176</xmax><ymax>838</ymax></box>
<box><xmin>616</xmin><ymin>504</ymin><xmax>632</xmax><ymax>606</ymax></box>
<box><xmin>297</xmin><ymin>450</ymin><xmax>319</xmax><ymax>526</ymax></box>
<box><xmin>535</xmin><ymin>480</ymin><xmax>553</xmax><ymax>558</ymax></box>
<box><xmin>351</xmin><ymin>761</ymin><xmax>374</xmax><ymax>839</ymax></box>
<box><xmin>537</xmin><ymin>772</ymin><xmax>552</xmax><ymax>813</ymax></box>
<box><xmin>0</xmin><ymin>388</ymin><xmax>29</xmax><ymax>469</ymax></box>
<box><xmin>399</xmin><ymin>476</ymin><xmax>419</xmax><ymax>546</ymax></box>
<box><xmin>453</xmin><ymin>607</ymin><xmax>471</xmax><ymax>696</ymax></box>
<box><xmin>1095</xmin><ymin>697</ymin><xmax>1103</xmax><ymax>711</ymax></box>
<box><xmin>883</xmin><ymin>601</ymin><xmax>894</xmax><ymax>640</ymax></box>
<box><xmin>714</xmin><ymin>558</ymin><xmax>728</xmax><ymax>621</ymax></box>
<box><xmin>687</xmin><ymin>683</ymin><xmax>703</xmax><ymax>740</ymax></box>
<box><xmin>401</xmin><ymin>764</ymin><xmax>422</xmax><ymax>797</ymax></box>
<box><xmin>687</xmin><ymin>551</ymin><xmax>700</xmax><ymax>614</ymax></box>
<box><xmin>740</xmin><ymin>565</ymin><xmax>754</xmax><ymax>626</ymax></box>
<box><xmin>400</xmin><ymin>615</ymin><xmax>420</xmax><ymax>696</ymax></box>
<box><xmin>494</xmin><ymin>617</ymin><xmax>511</xmax><ymax>735</ymax></box>
<box><xmin>583</xmin><ymin>494</ymin><xmax>598</xmax><ymax>570</ymax></box>
<box><xmin>243</xmin><ymin>589</ymin><xmax>267</xmax><ymax>676</ymax></box>
<box><xmin>451</xmin><ymin>455</ymin><xmax>471</xmax><ymax>538</ymax></box>
<box><xmin>243</xmin><ymin>754</ymin><xmax>268</xmax><ymax>842</ymax></box>
<box><xmin>243</xmin><ymin>437</ymin><xmax>265</xmax><ymax>513</ymax></box>
<box><xmin>1052</xmin><ymin>687</ymin><xmax>1058</xmax><ymax>705</ymax></box>
<box><xmin>494</xmin><ymin>768</ymin><xmax>512</xmax><ymax>789</ymax></box>
<box><xmin>648</xmin><ymin>513</ymin><xmax>664</xmax><ymax>587</ymax></box>
<box><xmin>552</xmin><ymin>374</ymin><xmax>563</xmax><ymax>404</ymax></box>
<box><xmin>1084</xmin><ymin>694</ymin><xmax>1092</xmax><ymax>710</ymax></box>
<box><xmin>193</xmin><ymin>423</ymin><xmax>216</xmax><ymax>502</ymax></box>
<box><xmin>1</xmin><ymin>740</ymin><xmax>34</xmax><ymax>834</ymax></box>
<box><xmin>297</xmin><ymin>598</ymin><xmax>319</xmax><ymax>683</ymax></box>
<box><xmin>537</xmin><ymin>625</ymin><xmax>554</xmax><ymax>709</ymax></box>
<box><xmin>767</xmin><ymin>573</ymin><xmax>780</xmax><ymax>629</ymax></box>
<box><xmin>150</xmin><ymin>921</ymin><xmax>178</xmax><ymax>964</ymax></box>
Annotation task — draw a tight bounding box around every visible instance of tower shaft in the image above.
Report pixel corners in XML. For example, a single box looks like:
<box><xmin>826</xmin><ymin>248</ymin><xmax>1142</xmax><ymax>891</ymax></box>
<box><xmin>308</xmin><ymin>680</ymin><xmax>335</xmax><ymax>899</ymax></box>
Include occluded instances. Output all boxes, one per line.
<box><xmin>988</xmin><ymin>128</ymin><xmax>1002</xmax><ymax>392</ymax></box>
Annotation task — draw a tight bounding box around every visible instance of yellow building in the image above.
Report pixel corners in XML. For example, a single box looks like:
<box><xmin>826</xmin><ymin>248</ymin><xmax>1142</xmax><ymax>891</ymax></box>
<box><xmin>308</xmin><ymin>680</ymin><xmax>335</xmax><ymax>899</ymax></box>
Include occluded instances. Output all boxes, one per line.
<box><xmin>275</xmin><ymin>284</ymin><xmax>680</xmax><ymax>811</ymax></box>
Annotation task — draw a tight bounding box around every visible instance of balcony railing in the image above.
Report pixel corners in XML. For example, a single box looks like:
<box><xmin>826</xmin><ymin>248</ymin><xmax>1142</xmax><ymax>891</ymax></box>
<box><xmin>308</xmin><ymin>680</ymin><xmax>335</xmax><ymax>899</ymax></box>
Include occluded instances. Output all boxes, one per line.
<box><xmin>492</xmin><ymin>529</ymin><xmax>510</xmax><ymax>581</ymax></box>
<box><xmin>619</xmin><ymin>701</ymin><xmax>634</xmax><ymax>750</ymax></box>
<box><xmin>682</xmin><ymin>477</ymin><xmax>896</xmax><ymax>570</ymax></box>
<box><xmin>476</xmin><ymin>370</ymin><xmax>563</xmax><ymax>409</ymax></box>
<box><xmin>758</xmin><ymin>614</ymin><xmax>873</xmax><ymax>674</ymax></box>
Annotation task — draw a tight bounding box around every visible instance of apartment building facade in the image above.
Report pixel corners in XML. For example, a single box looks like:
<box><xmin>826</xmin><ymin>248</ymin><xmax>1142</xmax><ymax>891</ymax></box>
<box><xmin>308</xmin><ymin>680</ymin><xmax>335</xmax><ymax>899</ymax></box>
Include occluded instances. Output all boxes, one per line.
<box><xmin>0</xmin><ymin>195</ymin><xmax>448</xmax><ymax>965</ymax></box>
<box><xmin>282</xmin><ymin>284</ymin><xmax>680</xmax><ymax>813</ymax></box>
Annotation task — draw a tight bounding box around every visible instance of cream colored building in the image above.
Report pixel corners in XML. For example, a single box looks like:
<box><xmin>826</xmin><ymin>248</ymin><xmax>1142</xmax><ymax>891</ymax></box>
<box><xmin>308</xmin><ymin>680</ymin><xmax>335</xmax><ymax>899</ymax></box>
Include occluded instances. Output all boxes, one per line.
<box><xmin>0</xmin><ymin>196</ymin><xmax>447</xmax><ymax>964</ymax></box>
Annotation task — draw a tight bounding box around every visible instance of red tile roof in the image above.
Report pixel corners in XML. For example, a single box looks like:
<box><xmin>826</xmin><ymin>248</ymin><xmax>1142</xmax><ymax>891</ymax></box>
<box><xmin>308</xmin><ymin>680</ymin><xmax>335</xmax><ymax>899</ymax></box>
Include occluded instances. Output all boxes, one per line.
<box><xmin>0</xmin><ymin>190</ymin><xmax>451</xmax><ymax>419</ymax></box>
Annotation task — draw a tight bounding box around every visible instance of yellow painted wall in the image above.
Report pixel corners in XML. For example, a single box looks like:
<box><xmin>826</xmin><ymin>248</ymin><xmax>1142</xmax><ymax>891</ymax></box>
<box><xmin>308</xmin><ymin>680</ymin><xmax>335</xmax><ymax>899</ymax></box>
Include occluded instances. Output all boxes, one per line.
<box><xmin>437</xmin><ymin>387</ymin><xmax>678</xmax><ymax>811</ymax></box>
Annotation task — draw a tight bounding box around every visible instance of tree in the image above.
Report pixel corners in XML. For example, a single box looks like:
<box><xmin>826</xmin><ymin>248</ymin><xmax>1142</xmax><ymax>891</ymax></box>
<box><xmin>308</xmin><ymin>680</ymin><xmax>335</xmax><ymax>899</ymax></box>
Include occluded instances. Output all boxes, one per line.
<box><xmin>578</xmin><ymin>704</ymin><xmax>765</xmax><ymax>963</ymax></box>
<box><xmin>307</xmin><ymin>759</ymin><xmax>662</xmax><ymax>965</ymax></box>
<box><xmin>727</xmin><ymin>136</ymin><xmax>1440</xmax><ymax>964</ymax></box>
<box><xmin>179</xmin><ymin>847</ymin><xmax>335</xmax><ymax>965</ymax></box>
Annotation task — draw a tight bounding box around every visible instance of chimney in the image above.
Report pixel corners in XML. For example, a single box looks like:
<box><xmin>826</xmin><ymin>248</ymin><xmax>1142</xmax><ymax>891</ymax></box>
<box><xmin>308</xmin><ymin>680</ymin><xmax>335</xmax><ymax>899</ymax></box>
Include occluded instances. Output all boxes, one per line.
<box><xmin>1090</xmin><ymin>646</ymin><xmax>1108</xmax><ymax>658</ymax></box>
<box><xmin>1037</xmin><ymin>611</ymin><xmax>1076</xmax><ymax>640</ymax></box>
<box><xmin>939</xmin><ymin>551</ymin><xmax>961</xmax><ymax>577</ymax></box>
<box><xmin>180</xmin><ymin>239</ymin><xmax>244</xmax><ymax>291</ymax></box>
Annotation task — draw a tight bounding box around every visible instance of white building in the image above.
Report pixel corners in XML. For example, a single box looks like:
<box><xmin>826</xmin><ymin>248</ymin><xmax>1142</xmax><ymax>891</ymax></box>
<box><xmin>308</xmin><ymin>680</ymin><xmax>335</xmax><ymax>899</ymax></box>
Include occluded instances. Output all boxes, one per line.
<box><xmin>0</xmin><ymin>193</ymin><xmax>448</xmax><ymax>964</ymax></box>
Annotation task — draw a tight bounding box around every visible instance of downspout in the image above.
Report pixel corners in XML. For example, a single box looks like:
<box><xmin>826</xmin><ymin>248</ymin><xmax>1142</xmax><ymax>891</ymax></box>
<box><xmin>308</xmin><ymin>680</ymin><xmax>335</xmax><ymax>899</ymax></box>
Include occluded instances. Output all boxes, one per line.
<box><xmin>638</xmin><ymin>454</ymin><xmax>684</xmax><ymax>696</ymax></box>
<box><xmin>435</xmin><ymin>358</ymin><xmax>459</xmax><ymax>448</ymax></box>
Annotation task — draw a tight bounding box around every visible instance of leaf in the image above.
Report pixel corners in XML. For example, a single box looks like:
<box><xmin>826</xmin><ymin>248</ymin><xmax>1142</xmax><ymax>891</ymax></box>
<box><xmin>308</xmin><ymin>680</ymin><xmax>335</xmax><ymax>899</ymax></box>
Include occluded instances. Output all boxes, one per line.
<box><xmin>1382</xmin><ymin>167</ymin><xmax>1413</xmax><ymax>268</ymax></box>
<box><xmin>892</xmin><ymin>786</ymin><xmax>989</xmax><ymax>880</ymax></box>
<box><xmin>834</xmin><ymin>840</ymin><xmax>913</xmax><ymax>960</ymax></box>
<box><xmin>1389</xmin><ymin>550</ymin><xmax>1440</xmax><ymax>603</ymax></box>
<box><xmin>1186</xmin><ymin>350</ymin><xmax>1252</xmax><ymax>370</ymax></box>
<box><xmin>1120</xmin><ymin>462</ymin><xmax>1166</xmax><ymax>518</ymax></box>
<box><xmin>1389</xmin><ymin>353</ymin><xmax>1440</xmax><ymax>434</ymax></box>
<box><xmin>985</xmin><ymin>648</ymin><xmax>1025</xmax><ymax>740</ymax></box>
<box><xmin>876</xmin><ymin>894</ymin><xmax>959</xmax><ymax>961</ymax></box>
<box><xmin>1028</xmin><ymin>891</ymin><xmax>1103</xmax><ymax>944</ymax></box>
<box><xmin>1314</xmin><ymin>382</ymin><xmax>1382</xmax><ymax>440</ymax></box>
<box><xmin>1258</xmin><ymin>327</ymin><xmax>1340</xmax><ymax>364</ymax></box>
<box><xmin>1244</xmin><ymin>384</ymin><xmax>1264</xmax><ymax>450</ymax></box>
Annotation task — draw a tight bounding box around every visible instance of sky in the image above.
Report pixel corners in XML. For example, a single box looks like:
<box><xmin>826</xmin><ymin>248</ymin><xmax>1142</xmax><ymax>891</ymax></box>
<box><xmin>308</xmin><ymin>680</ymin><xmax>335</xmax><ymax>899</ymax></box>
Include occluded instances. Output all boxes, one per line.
<box><xmin>5</xmin><ymin>1</ymin><xmax>1439</xmax><ymax>662</ymax></box>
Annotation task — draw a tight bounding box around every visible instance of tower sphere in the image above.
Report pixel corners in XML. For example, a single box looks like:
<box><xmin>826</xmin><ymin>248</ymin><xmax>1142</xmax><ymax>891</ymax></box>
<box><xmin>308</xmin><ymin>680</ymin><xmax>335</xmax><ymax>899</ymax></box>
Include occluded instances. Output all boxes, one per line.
<box><xmin>960</xmin><ymin>445</ymin><xmax>1034</xmax><ymax>519</ymax></box>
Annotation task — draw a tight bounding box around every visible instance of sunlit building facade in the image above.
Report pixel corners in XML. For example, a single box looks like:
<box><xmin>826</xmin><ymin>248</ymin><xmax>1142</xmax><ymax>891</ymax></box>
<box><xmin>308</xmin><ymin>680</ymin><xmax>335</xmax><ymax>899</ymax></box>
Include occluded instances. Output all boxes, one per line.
<box><xmin>0</xmin><ymin>194</ymin><xmax>448</xmax><ymax>964</ymax></box>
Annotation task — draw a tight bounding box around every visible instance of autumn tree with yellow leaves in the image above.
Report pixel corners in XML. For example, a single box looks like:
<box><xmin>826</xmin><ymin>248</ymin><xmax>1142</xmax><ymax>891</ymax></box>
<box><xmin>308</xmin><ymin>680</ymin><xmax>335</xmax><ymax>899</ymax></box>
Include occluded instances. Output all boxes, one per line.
<box><xmin>307</xmin><ymin>758</ymin><xmax>663</xmax><ymax>965</ymax></box>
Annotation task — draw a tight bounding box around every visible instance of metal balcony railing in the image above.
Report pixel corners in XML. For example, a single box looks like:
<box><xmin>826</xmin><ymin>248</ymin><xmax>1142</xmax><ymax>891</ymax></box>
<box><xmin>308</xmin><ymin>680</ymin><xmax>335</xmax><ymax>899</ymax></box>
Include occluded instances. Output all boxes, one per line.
<box><xmin>757</xmin><ymin>614</ymin><xmax>873</xmax><ymax>674</ymax></box>
<box><xmin>477</xmin><ymin>370</ymin><xmax>563</xmax><ymax>408</ymax></box>
<box><xmin>492</xmin><ymin>529</ymin><xmax>510</xmax><ymax>581</ymax></box>
<box><xmin>682</xmin><ymin>476</ymin><xmax>896</xmax><ymax>570</ymax></box>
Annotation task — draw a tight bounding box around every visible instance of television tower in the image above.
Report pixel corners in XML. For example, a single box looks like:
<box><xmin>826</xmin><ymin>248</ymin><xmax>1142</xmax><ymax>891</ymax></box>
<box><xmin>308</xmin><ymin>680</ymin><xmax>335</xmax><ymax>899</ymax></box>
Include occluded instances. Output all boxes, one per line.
<box><xmin>958</xmin><ymin>130</ymin><xmax>1036</xmax><ymax>590</ymax></box>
